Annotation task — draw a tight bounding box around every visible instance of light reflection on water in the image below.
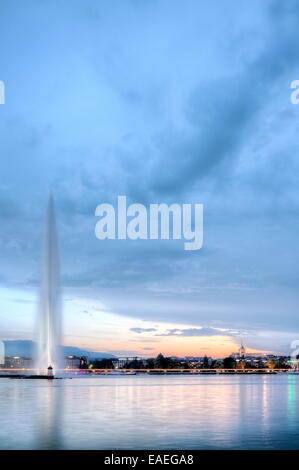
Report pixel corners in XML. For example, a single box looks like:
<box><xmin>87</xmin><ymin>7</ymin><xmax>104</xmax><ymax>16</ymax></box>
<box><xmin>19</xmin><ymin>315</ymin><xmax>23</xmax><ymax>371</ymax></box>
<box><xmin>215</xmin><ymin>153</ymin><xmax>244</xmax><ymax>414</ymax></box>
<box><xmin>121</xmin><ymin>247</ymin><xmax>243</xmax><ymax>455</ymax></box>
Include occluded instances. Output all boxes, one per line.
<box><xmin>0</xmin><ymin>375</ymin><xmax>298</xmax><ymax>449</ymax></box>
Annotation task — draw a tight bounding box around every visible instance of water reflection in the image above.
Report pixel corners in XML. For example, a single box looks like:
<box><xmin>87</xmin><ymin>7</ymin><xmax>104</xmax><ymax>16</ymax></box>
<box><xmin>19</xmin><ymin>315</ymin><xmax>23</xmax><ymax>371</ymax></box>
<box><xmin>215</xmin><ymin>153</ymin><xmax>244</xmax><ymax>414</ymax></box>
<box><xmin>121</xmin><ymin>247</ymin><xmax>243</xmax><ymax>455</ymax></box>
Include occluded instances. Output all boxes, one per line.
<box><xmin>35</xmin><ymin>381</ymin><xmax>64</xmax><ymax>449</ymax></box>
<box><xmin>288</xmin><ymin>375</ymin><xmax>296</xmax><ymax>431</ymax></box>
<box><xmin>0</xmin><ymin>375</ymin><xmax>298</xmax><ymax>450</ymax></box>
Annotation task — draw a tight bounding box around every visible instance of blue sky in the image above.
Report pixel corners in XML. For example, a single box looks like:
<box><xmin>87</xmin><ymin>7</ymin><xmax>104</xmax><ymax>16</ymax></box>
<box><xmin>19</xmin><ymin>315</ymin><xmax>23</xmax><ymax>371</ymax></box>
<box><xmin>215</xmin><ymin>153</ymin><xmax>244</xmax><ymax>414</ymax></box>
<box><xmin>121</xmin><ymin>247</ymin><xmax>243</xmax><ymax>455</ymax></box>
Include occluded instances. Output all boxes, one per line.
<box><xmin>0</xmin><ymin>0</ymin><xmax>299</xmax><ymax>356</ymax></box>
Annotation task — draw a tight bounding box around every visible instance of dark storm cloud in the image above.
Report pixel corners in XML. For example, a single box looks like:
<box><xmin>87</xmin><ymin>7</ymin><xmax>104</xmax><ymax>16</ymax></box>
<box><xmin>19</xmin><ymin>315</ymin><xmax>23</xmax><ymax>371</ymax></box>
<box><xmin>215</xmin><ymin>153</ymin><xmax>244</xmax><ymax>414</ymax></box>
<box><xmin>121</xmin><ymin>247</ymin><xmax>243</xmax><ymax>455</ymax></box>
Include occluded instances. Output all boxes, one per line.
<box><xmin>147</xmin><ymin>1</ymin><xmax>299</xmax><ymax>197</ymax></box>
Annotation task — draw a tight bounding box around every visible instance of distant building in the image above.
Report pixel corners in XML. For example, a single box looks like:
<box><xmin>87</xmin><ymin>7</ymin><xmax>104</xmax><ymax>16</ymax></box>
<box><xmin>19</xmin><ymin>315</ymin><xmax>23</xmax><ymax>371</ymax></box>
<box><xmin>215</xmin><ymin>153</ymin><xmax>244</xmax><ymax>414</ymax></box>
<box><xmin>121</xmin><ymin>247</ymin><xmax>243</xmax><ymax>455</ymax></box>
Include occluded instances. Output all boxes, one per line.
<box><xmin>188</xmin><ymin>356</ymin><xmax>213</xmax><ymax>367</ymax></box>
<box><xmin>65</xmin><ymin>355</ymin><xmax>80</xmax><ymax>369</ymax></box>
<box><xmin>2</xmin><ymin>356</ymin><xmax>33</xmax><ymax>369</ymax></box>
<box><xmin>239</xmin><ymin>343</ymin><xmax>246</xmax><ymax>359</ymax></box>
<box><xmin>79</xmin><ymin>356</ymin><xmax>88</xmax><ymax>368</ymax></box>
<box><xmin>113</xmin><ymin>357</ymin><xmax>140</xmax><ymax>369</ymax></box>
<box><xmin>231</xmin><ymin>343</ymin><xmax>246</xmax><ymax>360</ymax></box>
<box><xmin>65</xmin><ymin>355</ymin><xmax>88</xmax><ymax>369</ymax></box>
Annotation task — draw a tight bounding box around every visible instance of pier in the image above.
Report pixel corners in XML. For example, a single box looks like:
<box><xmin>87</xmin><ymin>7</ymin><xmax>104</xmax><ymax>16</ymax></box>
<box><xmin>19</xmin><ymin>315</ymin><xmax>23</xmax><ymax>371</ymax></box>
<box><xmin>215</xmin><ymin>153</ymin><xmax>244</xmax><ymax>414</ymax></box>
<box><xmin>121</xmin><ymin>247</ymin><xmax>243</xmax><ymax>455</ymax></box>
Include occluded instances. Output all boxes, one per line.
<box><xmin>0</xmin><ymin>368</ymin><xmax>296</xmax><ymax>376</ymax></box>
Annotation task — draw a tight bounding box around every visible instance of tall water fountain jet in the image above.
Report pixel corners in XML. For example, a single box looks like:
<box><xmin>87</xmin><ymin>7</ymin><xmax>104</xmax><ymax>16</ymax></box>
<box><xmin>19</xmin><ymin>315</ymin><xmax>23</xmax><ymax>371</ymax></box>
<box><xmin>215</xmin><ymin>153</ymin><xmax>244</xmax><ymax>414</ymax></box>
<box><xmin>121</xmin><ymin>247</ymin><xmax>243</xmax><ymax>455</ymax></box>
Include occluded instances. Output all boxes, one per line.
<box><xmin>36</xmin><ymin>196</ymin><xmax>62</xmax><ymax>375</ymax></box>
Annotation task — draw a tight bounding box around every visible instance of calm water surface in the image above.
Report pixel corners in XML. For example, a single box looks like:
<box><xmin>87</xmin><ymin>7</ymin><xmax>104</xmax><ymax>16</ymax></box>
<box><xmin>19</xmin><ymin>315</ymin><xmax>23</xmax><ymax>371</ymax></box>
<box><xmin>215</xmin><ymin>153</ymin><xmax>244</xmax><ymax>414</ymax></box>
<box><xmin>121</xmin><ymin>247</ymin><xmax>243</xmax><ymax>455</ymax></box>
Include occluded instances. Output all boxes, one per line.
<box><xmin>0</xmin><ymin>375</ymin><xmax>298</xmax><ymax>449</ymax></box>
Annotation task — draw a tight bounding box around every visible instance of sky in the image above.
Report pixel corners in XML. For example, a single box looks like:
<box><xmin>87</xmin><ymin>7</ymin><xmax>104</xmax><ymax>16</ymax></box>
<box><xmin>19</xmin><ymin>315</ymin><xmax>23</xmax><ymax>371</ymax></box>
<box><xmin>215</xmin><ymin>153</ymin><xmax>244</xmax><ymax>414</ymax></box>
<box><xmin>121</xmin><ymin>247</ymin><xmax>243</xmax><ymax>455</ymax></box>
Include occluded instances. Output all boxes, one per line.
<box><xmin>1</xmin><ymin>0</ymin><xmax>299</xmax><ymax>358</ymax></box>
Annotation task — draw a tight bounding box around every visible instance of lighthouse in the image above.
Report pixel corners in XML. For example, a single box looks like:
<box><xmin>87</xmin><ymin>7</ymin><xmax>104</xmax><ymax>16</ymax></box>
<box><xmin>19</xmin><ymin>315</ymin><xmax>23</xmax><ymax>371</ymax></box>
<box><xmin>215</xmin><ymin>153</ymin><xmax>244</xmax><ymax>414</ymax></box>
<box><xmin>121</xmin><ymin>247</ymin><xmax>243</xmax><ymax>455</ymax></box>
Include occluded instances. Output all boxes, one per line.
<box><xmin>47</xmin><ymin>365</ymin><xmax>54</xmax><ymax>379</ymax></box>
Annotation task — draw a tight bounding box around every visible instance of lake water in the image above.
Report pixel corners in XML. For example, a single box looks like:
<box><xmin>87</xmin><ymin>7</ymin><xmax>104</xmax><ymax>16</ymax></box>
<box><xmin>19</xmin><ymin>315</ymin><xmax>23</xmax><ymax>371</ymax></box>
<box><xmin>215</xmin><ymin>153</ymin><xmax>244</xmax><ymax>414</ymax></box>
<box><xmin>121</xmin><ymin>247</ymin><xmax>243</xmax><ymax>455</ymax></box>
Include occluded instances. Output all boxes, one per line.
<box><xmin>0</xmin><ymin>374</ymin><xmax>298</xmax><ymax>450</ymax></box>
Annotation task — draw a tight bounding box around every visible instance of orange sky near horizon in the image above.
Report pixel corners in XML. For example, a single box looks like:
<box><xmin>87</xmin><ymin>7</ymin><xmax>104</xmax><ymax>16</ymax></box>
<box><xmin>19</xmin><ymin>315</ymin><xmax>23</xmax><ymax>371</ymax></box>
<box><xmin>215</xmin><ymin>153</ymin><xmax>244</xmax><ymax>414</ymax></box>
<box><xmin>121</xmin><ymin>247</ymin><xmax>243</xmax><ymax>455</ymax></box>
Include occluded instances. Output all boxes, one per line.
<box><xmin>65</xmin><ymin>333</ymin><xmax>268</xmax><ymax>359</ymax></box>
<box><xmin>1</xmin><ymin>286</ymin><xmax>271</xmax><ymax>359</ymax></box>
<box><xmin>61</xmin><ymin>296</ymin><xmax>273</xmax><ymax>358</ymax></box>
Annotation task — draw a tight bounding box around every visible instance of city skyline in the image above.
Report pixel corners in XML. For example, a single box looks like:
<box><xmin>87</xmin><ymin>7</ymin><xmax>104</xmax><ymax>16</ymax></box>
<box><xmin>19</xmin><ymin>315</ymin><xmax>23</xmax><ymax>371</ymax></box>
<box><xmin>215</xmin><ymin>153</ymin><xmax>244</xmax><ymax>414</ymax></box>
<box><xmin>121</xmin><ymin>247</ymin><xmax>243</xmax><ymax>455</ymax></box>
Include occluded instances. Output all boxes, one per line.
<box><xmin>1</xmin><ymin>336</ymin><xmax>292</xmax><ymax>364</ymax></box>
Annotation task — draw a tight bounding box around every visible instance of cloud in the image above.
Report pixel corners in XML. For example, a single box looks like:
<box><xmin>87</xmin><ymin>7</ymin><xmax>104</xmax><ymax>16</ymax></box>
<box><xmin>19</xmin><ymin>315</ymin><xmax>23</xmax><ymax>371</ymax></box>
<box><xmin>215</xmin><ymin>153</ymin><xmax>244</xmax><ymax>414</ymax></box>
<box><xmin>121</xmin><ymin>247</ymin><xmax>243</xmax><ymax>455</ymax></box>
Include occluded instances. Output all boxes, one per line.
<box><xmin>11</xmin><ymin>298</ymin><xmax>35</xmax><ymax>304</ymax></box>
<box><xmin>130</xmin><ymin>328</ymin><xmax>157</xmax><ymax>334</ymax></box>
<box><xmin>146</xmin><ymin>2</ymin><xmax>299</xmax><ymax>198</ymax></box>
<box><xmin>157</xmin><ymin>327</ymin><xmax>239</xmax><ymax>337</ymax></box>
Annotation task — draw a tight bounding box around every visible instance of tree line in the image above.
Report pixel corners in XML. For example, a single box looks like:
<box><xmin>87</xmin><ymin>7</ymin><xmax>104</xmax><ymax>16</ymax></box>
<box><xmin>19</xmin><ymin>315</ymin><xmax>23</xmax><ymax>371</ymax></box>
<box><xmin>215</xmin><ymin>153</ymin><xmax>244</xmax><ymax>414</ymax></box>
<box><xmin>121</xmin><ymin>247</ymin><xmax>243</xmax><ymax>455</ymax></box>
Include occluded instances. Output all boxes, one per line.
<box><xmin>89</xmin><ymin>353</ymin><xmax>293</xmax><ymax>370</ymax></box>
